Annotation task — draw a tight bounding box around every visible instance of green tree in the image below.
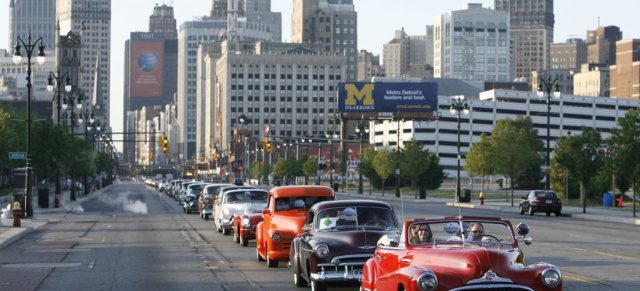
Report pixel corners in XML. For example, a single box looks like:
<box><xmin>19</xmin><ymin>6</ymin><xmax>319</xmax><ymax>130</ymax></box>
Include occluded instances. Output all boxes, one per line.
<box><xmin>417</xmin><ymin>151</ymin><xmax>446</xmax><ymax>191</ymax></box>
<box><xmin>357</xmin><ymin>146</ymin><xmax>379</xmax><ymax>189</ymax></box>
<box><xmin>373</xmin><ymin>149</ymin><xmax>394</xmax><ymax>196</ymax></box>
<box><xmin>399</xmin><ymin>139</ymin><xmax>428</xmax><ymax>197</ymax></box>
<box><xmin>274</xmin><ymin>157</ymin><xmax>286</xmax><ymax>181</ymax></box>
<box><xmin>490</xmin><ymin>117</ymin><xmax>541</xmax><ymax>206</ymax></box>
<box><xmin>302</xmin><ymin>156</ymin><xmax>318</xmax><ymax>185</ymax></box>
<box><xmin>554</xmin><ymin>127</ymin><xmax>604</xmax><ymax>213</ymax></box>
<box><xmin>250</xmin><ymin>163</ymin><xmax>260</xmax><ymax>179</ymax></box>
<box><xmin>464</xmin><ymin>133</ymin><xmax>494</xmax><ymax>192</ymax></box>
<box><xmin>610</xmin><ymin>109</ymin><xmax>640</xmax><ymax>216</ymax></box>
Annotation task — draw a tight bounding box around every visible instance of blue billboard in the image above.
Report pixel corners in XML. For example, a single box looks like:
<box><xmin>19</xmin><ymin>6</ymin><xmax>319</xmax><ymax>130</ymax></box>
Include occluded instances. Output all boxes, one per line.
<box><xmin>338</xmin><ymin>82</ymin><xmax>438</xmax><ymax>113</ymax></box>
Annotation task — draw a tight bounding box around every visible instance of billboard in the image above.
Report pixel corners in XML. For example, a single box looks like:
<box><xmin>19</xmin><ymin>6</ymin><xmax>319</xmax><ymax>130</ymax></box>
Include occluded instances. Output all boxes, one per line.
<box><xmin>338</xmin><ymin>82</ymin><xmax>438</xmax><ymax>119</ymax></box>
<box><xmin>131</xmin><ymin>41</ymin><xmax>163</xmax><ymax>97</ymax></box>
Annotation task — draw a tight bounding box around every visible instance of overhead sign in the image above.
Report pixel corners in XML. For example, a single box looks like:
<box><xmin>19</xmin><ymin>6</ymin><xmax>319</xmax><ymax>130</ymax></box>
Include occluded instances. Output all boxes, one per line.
<box><xmin>9</xmin><ymin>152</ymin><xmax>27</xmax><ymax>159</ymax></box>
<box><xmin>338</xmin><ymin>82</ymin><xmax>438</xmax><ymax>115</ymax></box>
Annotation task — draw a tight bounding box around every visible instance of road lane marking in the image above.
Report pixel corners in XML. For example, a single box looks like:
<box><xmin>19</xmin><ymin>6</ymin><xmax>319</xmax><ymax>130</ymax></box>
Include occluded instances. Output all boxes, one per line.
<box><xmin>88</xmin><ymin>260</ymin><xmax>95</xmax><ymax>269</ymax></box>
<box><xmin>1</xmin><ymin>262</ymin><xmax>82</xmax><ymax>268</ymax></box>
<box><xmin>564</xmin><ymin>274</ymin><xmax>598</xmax><ymax>285</ymax></box>
<box><xmin>24</xmin><ymin>249</ymin><xmax>91</xmax><ymax>253</ymax></box>
<box><xmin>541</xmin><ymin>242</ymin><xmax>640</xmax><ymax>261</ymax></box>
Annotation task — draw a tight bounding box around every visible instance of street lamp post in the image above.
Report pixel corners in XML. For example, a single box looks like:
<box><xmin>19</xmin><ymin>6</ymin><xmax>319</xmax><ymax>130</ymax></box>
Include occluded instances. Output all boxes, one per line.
<box><xmin>13</xmin><ymin>32</ymin><xmax>46</xmax><ymax>217</ymax></box>
<box><xmin>63</xmin><ymin>90</ymin><xmax>84</xmax><ymax>201</ymax></box>
<box><xmin>394</xmin><ymin>114</ymin><xmax>403</xmax><ymax>198</ymax></box>
<box><xmin>79</xmin><ymin>105</ymin><xmax>100</xmax><ymax>194</ymax></box>
<box><xmin>450</xmin><ymin>96</ymin><xmax>469</xmax><ymax>203</ymax></box>
<box><xmin>354</xmin><ymin>118</ymin><xmax>369</xmax><ymax>194</ymax></box>
<box><xmin>329</xmin><ymin>139</ymin><xmax>333</xmax><ymax>189</ymax></box>
<box><xmin>537</xmin><ymin>76</ymin><xmax>561</xmax><ymax>191</ymax></box>
<box><xmin>46</xmin><ymin>67</ymin><xmax>72</xmax><ymax>206</ymax></box>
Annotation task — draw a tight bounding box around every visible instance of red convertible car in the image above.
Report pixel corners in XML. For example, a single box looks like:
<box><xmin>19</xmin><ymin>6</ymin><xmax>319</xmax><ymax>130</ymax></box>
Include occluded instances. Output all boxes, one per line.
<box><xmin>232</xmin><ymin>202</ymin><xmax>267</xmax><ymax>246</ymax></box>
<box><xmin>360</xmin><ymin>216</ymin><xmax>562</xmax><ymax>291</ymax></box>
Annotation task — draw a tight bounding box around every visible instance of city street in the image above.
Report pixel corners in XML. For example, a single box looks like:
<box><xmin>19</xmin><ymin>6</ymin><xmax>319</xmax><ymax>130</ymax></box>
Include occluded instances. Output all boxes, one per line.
<box><xmin>0</xmin><ymin>181</ymin><xmax>638</xmax><ymax>290</ymax></box>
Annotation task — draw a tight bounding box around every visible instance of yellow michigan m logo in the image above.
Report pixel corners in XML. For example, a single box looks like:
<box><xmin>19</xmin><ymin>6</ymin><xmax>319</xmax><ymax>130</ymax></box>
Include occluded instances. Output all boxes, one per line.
<box><xmin>344</xmin><ymin>84</ymin><xmax>375</xmax><ymax>106</ymax></box>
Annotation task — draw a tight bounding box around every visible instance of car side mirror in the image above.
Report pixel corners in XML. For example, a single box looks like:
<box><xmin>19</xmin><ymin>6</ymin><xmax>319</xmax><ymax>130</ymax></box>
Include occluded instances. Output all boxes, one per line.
<box><xmin>516</xmin><ymin>223</ymin><xmax>530</xmax><ymax>236</ymax></box>
<box><xmin>262</xmin><ymin>209</ymin><xmax>271</xmax><ymax>216</ymax></box>
<box><xmin>301</xmin><ymin>225</ymin><xmax>312</xmax><ymax>232</ymax></box>
<box><xmin>518</xmin><ymin>235</ymin><xmax>533</xmax><ymax>246</ymax></box>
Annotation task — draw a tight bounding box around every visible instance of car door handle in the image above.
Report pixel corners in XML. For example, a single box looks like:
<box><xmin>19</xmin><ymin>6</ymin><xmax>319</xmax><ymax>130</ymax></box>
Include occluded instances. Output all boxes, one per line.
<box><xmin>401</xmin><ymin>258</ymin><xmax>412</xmax><ymax>264</ymax></box>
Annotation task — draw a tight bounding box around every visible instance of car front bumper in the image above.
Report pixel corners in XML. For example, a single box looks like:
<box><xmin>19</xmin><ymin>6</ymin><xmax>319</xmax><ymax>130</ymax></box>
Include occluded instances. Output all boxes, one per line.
<box><xmin>310</xmin><ymin>254</ymin><xmax>372</xmax><ymax>282</ymax></box>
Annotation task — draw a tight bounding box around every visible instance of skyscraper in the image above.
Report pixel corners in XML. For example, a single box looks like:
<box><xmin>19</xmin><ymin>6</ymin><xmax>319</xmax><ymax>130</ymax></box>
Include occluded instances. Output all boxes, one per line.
<box><xmin>494</xmin><ymin>0</ymin><xmax>554</xmax><ymax>82</ymax></box>
<box><xmin>149</xmin><ymin>4</ymin><xmax>178</xmax><ymax>39</ymax></box>
<box><xmin>9</xmin><ymin>0</ymin><xmax>56</xmax><ymax>53</ymax></box>
<box><xmin>292</xmin><ymin>0</ymin><xmax>358</xmax><ymax>80</ymax></box>
<box><xmin>383</xmin><ymin>28</ymin><xmax>427</xmax><ymax>78</ymax></box>
<box><xmin>57</xmin><ymin>0</ymin><xmax>111</xmax><ymax>125</ymax></box>
<box><xmin>434</xmin><ymin>4</ymin><xmax>511</xmax><ymax>82</ymax></box>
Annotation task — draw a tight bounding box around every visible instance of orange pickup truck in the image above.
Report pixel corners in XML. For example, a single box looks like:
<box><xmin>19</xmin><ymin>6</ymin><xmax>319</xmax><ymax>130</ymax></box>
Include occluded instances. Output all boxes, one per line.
<box><xmin>255</xmin><ymin>186</ymin><xmax>335</xmax><ymax>267</ymax></box>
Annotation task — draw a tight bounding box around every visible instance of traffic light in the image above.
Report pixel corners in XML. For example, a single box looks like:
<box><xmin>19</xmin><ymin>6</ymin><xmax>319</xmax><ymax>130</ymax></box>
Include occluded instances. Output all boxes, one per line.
<box><xmin>213</xmin><ymin>152</ymin><xmax>219</xmax><ymax>161</ymax></box>
<box><xmin>266</xmin><ymin>142</ymin><xmax>271</xmax><ymax>153</ymax></box>
<box><xmin>162</xmin><ymin>136</ymin><xmax>169</xmax><ymax>153</ymax></box>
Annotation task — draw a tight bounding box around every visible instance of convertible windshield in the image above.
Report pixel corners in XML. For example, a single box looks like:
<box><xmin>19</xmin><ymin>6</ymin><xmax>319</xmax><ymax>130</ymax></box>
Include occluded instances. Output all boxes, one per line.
<box><xmin>407</xmin><ymin>220</ymin><xmax>514</xmax><ymax>245</ymax></box>
<box><xmin>243</xmin><ymin>202</ymin><xmax>267</xmax><ymax>214</ymax></box>
<box><xmin>225</xmin><ymin>191</ymin><xmax>267</xmax><ymax>203</ymax></box>
<box><xmin>316</xmin><ymin>207</ymin><xmax>396</xmax><ymax>230</ymax></box>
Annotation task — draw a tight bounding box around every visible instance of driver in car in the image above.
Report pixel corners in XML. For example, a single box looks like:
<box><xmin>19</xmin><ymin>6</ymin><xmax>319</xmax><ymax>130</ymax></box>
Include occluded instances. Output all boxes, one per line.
<box><xmin>364</xmin><ymin>212</ymin><xmax>388</xmax><ymax>227</ymax></box>
<box><xmin>469</xmin><ymin>222</ymin><xmax>485</xmax><ymax>241</ymax></box>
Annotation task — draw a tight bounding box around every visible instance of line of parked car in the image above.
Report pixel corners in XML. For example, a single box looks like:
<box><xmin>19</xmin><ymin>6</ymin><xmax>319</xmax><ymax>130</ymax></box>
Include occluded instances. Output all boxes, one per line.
<box><xmin>144</xmin><ymin>178</ymin><xmax>563</xmax><ymax>291</ymax></box>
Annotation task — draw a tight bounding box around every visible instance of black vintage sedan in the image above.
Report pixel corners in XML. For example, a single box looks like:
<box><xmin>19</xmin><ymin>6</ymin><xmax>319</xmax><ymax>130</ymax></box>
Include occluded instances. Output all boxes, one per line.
<box><xmin>289</xmin><ymin>200</ymin><xmax>399</xmax><ymax>291</ymax></box>
<box><xmin>519</xmin><ymin>190</ymin><xmax>562</xmax><ymax>216</ymax></box>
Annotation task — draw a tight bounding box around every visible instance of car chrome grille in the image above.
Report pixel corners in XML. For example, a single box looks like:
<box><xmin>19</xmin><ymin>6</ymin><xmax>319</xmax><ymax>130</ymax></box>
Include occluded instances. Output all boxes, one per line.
<box><xmin>450</xmin><ymin>284</ymin><xmax>533</xmax><ymax>291</ymax></box>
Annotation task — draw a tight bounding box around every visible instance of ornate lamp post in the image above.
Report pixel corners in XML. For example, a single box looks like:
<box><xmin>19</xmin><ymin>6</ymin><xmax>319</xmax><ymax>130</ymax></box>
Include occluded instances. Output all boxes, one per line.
<box><xmin>537</xmin><ymin>76</ymin><xmax>561</xmax><ymax>191</ymax></box>
<box><xmin>79</xmin><ymin>105</ymin><xmax>100</xmax><ymax>194</ymax></box>
<box><xmin>450</xmin><ymin>96</ymin><xmax>469</xmax><ymax>203</ymax></box>
<box><xmin>13</xmin><ymin>32</ymin><xmax>46</xmax><ymax>217</ymax></box>
<box><xmin>46</xmin><ymin>68</ymin><xmax>72</xmax><ymax>206</ymax></box>
<box><xmin>63</xmin><ymin>90</ymin><xmax>84</xmax><ymax>201</ymax></box>
<box><xmin>354</xmin><ymin>119</ymin><xmax>369</xmax><ymax>194</ymax></box>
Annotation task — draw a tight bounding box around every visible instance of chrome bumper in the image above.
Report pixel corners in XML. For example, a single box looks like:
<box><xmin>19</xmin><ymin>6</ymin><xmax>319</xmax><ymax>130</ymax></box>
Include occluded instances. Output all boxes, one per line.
<box><xmin>310</xmin><ymin>254</ymin><xmax>372</xmax><ymax>282</ymax></box>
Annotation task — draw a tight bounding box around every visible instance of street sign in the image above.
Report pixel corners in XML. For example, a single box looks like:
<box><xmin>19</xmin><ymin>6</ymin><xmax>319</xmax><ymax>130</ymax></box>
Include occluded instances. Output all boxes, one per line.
<box><xmin>9</xmin><ymin>152</ymin><xmax>27</xmax><ymax>159</ymax></box>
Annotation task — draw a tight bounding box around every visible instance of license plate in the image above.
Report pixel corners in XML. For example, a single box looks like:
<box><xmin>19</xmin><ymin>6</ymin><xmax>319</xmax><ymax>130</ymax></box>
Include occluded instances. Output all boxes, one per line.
<box><xmin>546</xmin><ymin>200</ymin><xmax>552</xmax><ymax>204</ymax></box>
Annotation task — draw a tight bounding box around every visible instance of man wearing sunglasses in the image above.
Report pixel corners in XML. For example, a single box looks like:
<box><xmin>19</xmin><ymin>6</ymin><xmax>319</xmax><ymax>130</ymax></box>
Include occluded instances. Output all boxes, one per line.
<box><xmin>469</xmin><ymin>222</ymin><xmax>485</xmax><ymax>241</ymax></box>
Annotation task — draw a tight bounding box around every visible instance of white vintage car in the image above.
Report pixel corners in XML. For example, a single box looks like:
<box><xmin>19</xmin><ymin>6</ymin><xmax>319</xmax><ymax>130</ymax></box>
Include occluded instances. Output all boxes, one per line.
<box><xmin>214</xmin><ymin>188</ymin><xmax>268</xmax><ymax>235</ymax></box>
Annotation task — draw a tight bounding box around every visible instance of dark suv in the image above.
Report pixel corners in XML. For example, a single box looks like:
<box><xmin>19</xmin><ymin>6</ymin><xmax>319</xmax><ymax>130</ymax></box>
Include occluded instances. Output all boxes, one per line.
<box><xmin>520</xmin><ymin>190</ymin><xmax>562</xmax><ymax>216</ymax></box>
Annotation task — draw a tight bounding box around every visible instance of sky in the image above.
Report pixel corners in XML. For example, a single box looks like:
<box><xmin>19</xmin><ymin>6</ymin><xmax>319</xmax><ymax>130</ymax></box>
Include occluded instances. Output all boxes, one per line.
<box><xmin>1</xmin><ymin>0</ymin><xmax>639</xmax><ymax>152</ymax></box>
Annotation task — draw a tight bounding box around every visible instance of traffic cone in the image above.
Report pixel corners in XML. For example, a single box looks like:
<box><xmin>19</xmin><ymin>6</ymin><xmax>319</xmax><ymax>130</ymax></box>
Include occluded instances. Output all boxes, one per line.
<box><xmin>617</xmin><ymin>194</ymin><xmax>624</xmax><ymax>207</ymax></box>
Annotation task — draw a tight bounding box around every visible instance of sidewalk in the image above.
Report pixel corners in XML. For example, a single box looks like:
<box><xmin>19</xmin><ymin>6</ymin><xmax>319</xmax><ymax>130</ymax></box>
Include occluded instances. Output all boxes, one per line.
<box><xmin>334</xmin><ymin>188</ymin><xmax>640</xmax><ymax>225</ymax></box>
<box><xmin>0</xmin><ymin>183</ymin><xmax>114</xmax><ymax>249</ymax></box>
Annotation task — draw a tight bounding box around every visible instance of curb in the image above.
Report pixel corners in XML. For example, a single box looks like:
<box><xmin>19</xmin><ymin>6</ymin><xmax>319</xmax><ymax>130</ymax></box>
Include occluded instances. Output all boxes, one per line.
<box><xmin>0</xmin><ymin>219</ymin><xmax>49</xmax><ymax>249</ymax></box>
<box><xmin>446</xmin><ymin>202</ymin><xmax>504</xmax><ymax>211</ymax></box>
<box><xmin>337</xmin><ymin>191</ymin><xmax>437</xmax><ymax>204</ymax></box>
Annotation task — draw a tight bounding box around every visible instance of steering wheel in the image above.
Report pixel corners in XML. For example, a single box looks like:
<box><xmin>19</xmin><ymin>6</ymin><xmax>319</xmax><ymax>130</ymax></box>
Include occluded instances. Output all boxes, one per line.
<box><xmin>364</xmin><ymin>218</ymin><xmax>388</xmax><ymax>226</ymax></box>
<box><xmin>476</xmin><ymin>234</ymin><xmax>501</xmax><ymax>243</ymax></box>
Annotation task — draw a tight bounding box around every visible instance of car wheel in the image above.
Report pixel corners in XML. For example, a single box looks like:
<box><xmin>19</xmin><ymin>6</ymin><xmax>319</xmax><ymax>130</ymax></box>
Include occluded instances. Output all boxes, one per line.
<box><xmin>546</xmin><ymin>212</ymin><xmax>551</xmax><ymax>216</ymax></box>
<box><xmin>182</xmin><ymin>208</ymin><xmax>186</xmax><ymax>213</ymax></box>
<box><xmin>240</xmin><ymin>235</ymin><xmax>248</xmax><ymax>247</ymax></box>
<box><xmin>267</xmin><ymin>250</ymin><xmax>278</xmax><ymax>268</ymax></box>
<box><xmin>217</xmin><ymin>220</ymin><xmax>223</xmax><ymax>233</ymax></box>
<box><xmin>310</xmin><ymin>280</ymin><xmax>327</xmax><ymax>291</ymax></box>
<box><xmin>204</xmin><ymin>214</ymin><xmax>209</xmax><ymax>220</ymax></box>
<box><xmin>528</xmin><ymin>206</ymin><xmax>535</xmax><ymax>216</ymax></box>
<box><xmin>234</xmin><ymin>230</ymin><xmax>240</xmax><ymax>243</ymax></box>
<box><xmin>519</xmin><ymin>205</ymin><xmax>524</xmax><ymax>215</ymax></box>
<box><xmin>555</xmin><ymin>211</ymin><xmax>562</xmax><ymax>216</ymax></box>
<box><xmin>223</xmin><ymin>228</ymin><xmax>231</xmax><ymax>236</ymax></box>
<box><xmin>187</xmin><ymin>209</ymin><xmax>192</xmax><ymax>214</ymax></box>
<box><xmin>294</xmin><ymin>271</ymin><xmax>308</xmax><ymax>287</ymax></box>
<box><xmin>256</xmin><ymin>247</ymin><xmax>265</xmax><ymax>262</ymax></box>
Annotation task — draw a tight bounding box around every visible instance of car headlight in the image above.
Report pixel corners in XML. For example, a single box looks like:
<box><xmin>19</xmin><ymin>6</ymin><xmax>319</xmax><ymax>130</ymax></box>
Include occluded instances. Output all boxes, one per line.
<box><xmin>417</xmin><ymin>271</ymin><xmax>438</xmax><ymax>291</ymax></box>
<box><xmin>222</xmin><ymin>207</ymin><xmax>230</xmax><ymax>216</ymax></box>
<box><xmin>185</xmin><ymin>197</ymin><xmax>193</xmax><ymax>202</ymax></box>
<box><xmin>272</xmin><ymin>233</ymin><xmax>281</xmax><ymax>243</ymax></box>
<box><xmin>542</xmin><ymin>267</ymin><xmax>561</xmax><ymax>287</ymax></box>
<box><xmin>242</xmin><ymin>217</ymin><xmax>250</xmax><ymax>227</ymax></box>
<box><xmin>314</xmin><ymin>244</ymin><xmax>330</xmax><ymax>258</ymax></box>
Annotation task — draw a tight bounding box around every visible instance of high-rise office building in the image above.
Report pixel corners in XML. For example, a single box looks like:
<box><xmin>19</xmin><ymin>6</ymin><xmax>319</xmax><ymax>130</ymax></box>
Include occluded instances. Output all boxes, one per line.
<box><xmin>609</xmin><ymin>39</ymin><xmax>640</xmax><ymax>99</ymax></box>
<box><xmin>494</xmin><ymin>0</ymin><xmax>554</xmax><ymax>82</ymax></box>
<box><xmin>9</xmin><ymin>0</ymin><xmax>56</xmax><ymax>53</ymax></box>
<box><xmin>292</xmin><ymin>0</ymin><xmax>357</xmax><ymax>81</ymax></box>
<box><xmin>357</xmin><ymin>50</ymin><xmax>384</xmax><ymax>81</ymax></box>
<box><xmin>383</xmin><ymin>28</ymin><xmax>427</xmax><ymax>78</ymax></box>
<box><xmin>57</xmin><ymin>0</ymin><xmax>111</xmax><ymax>125</ymax></box>
<box><xmin>434</xmin><ymin>4</ymin><xmax>511</xmax><ymax>82</ymax></box>
<box><xmin>149</xmin><ymin>4</ymin><xmax>178</xmax><ymax>39</ymax></box>
<box><xmin>587</xmin><ymin>26</ymin><xmax>623</xmax><ymax>66</ymax></box>
<box><xmin>551</xmin><ymin>39</ymin><xmax>588</xmax><ymax>70</ymax></box>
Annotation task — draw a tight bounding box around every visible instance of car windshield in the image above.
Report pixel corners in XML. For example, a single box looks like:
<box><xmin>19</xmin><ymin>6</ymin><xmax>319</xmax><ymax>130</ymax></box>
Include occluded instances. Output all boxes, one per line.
<box><xmin>225</xmin><ymin>191</ymin><xmax>267</xmax><ymax>203</ymax></box>
<box><xmin>274</xmin><ymin>196</ymin><xmax>332</xmax><ymax>211</ymax></box>
<box><xmin>407</xmin><ymin>220</ymin><xmax>515</xmax><ymax>245</ymax></box>
<box><xmin>534</xmin><ymin>191</ymin><xmax>558</xmax><ymax>199</ymax></box>
<box><xmin>243</xmin><ymin>202</ymin><xmax>267</xmax><ymax>214</ymax></box>
<box><xmin>316</xmin><ymin>207</ymin><xmax>396</xmax><ymax>230</ymax></box>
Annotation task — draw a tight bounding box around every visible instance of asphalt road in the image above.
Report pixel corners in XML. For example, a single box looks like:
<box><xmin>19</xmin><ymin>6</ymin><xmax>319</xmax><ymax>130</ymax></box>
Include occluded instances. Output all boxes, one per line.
<box><xmin>1</xmin><ymin>181</ymin><xmax>638</xmax><ymax>290</ymax></box>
